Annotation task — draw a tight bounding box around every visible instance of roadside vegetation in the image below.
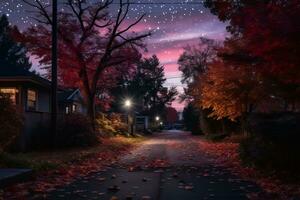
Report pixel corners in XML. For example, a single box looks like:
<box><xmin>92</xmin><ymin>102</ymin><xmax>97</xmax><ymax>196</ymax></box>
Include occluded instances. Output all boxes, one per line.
<box><xmin>180</xmin><ymin>0</ymin><xmax>300</xmax><ymax>198</ymax></box>
<box><xmin>0</xmin><ymin>0</ymin><xmax>172</xmax><ymax>169</ymax></box>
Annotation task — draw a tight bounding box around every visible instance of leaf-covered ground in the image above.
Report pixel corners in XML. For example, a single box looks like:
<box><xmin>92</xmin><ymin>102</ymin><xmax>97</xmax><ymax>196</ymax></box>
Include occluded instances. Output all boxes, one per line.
<box><xmin>198</xmin><ymin>139</ymin><xmax>300</xmax><ymax>199</ymax></box>
<box><xmin>45</xmin><ymin>131</ymin><xmax>262</xmax><ymax>200</ymax></box>
<box><xmin>0</xmin><ymin>136</ymin><xmax>144</xmax><ymax>199</ymax></box>
<box><xmin>2</xmin><ymin>132</ymin><xmax>300</xmax><ymax>200</ymax></box>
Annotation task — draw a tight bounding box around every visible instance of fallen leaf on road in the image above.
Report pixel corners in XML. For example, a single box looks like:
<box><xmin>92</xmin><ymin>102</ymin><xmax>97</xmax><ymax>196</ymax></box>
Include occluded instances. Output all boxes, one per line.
<box><xmin>184</xmin><ymin>185</ymin><xmax>194</xmax><ymax>190</ymax></box>
<box><xmin>108</xmin><ymin>185</ymin><xmax>120</xmax><ymax>192</ymax></box>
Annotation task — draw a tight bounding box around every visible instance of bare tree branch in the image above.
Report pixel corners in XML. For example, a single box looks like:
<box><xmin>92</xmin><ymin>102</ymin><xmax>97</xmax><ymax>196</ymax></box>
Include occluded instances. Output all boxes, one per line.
<box><xmin>117</xmin><ymin>13</ymin><xmax>146</xmax><ymax>36</ymax></box>
<box><xmin>23</xmin><ymin>0</ymin><xmax>53</xmax><ymax>25</ymax></box>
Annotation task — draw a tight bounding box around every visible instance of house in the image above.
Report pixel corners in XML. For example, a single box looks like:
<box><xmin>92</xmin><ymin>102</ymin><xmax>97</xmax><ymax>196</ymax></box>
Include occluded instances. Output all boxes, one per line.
<box><xmin>58</xmin><ymin>88</ymin><xmax>86</xmax><ymax>114</ymax></box>
<box><xmin>0</xmin><ymin>66</ymin><xmax>86</xmax><ymax>150</ymax></box>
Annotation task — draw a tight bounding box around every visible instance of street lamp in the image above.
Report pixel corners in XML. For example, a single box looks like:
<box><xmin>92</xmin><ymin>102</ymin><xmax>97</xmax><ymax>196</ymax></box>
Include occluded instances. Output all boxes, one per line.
<box><xmin>155</xmin><ymin>116</ymin><xmax>160</xmax><ymax>121</ymax></box>
<box><xmin>124</xmin><ymin>99</ymin><xmax>132</xmax><ymax>108</ymax></box>
<box><xmin>124</xmin><ymin>99</ymin><xmax>133</xmax><ymax>135</ymax></box>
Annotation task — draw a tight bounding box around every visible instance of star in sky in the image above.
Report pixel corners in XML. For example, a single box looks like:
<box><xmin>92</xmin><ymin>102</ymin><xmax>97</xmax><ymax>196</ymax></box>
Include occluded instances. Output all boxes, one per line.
<box><xmin>0</xmin><ymin>0</ymin><xmax>227</xmax><ymax>110</ymax></box>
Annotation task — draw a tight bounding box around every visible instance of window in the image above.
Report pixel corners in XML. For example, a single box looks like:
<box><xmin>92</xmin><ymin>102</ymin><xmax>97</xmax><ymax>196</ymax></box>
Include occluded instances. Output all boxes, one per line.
<box><xmin>0</xmin><ymin>88</ymin><xmax>19</xmax><ymax>104</ymax></box>
<box><xmin>72</xmin><ymin>104</ymin><xmax>77</xmax><ymax>112</ymax></box>
<box><xmin>27</xmin><ymin>89</ymin><xmax>37</xmax><ymax>111</ymax></box>
<box><xmin>65</xmin><ymin>106</ymin><xmax>70</xmax><ymax>114</ymax></box>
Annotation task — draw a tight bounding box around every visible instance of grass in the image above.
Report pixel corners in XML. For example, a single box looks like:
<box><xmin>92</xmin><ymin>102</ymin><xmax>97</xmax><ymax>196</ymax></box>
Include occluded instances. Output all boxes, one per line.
<box><xmin>0</xmin><ymin>136</ymin><xmax>145</xmax><ymax>172</ymax></box>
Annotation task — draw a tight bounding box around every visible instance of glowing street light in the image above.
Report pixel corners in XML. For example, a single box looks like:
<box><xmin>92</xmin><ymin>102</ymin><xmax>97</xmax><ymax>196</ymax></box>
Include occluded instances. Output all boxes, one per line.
<box><xmin>155</xmin><ymin>116</ymin><xmax>160</xmax><ymax>121</ymax></box>
<box><xmin>124</xmin><ymin>99</ymin><xmax>133</xmax><ymax>135</ymax></box>
<box><xmin>124</xmin><ymin>99</ymin><xmax>132</xmax><ymax>108</ymax></box>
<box><xmin>160</xmin><ymin>122</ymin><xmax>163</xmax><ymax>125</ymax></box>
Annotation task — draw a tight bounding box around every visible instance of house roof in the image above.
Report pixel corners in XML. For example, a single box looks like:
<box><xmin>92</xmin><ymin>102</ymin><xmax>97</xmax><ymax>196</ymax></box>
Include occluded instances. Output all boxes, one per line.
<box><xmin>0</xmin><ymin>66</ymin><xmax>82</xmax><ymax>103</ymax></box>
<box><xmin>0</xmin><ymin>66</ymin><xmax>51</xmax><ymax>88</ymax></box>
<box><xmin>58</xmin><ymin>88</ymin><xmax>81</xmax><ymax>103</ymax></box>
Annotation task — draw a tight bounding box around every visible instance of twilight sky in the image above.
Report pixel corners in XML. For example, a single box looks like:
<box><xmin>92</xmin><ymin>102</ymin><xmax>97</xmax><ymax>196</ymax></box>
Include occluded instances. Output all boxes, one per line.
<box><xmin>0</xmin><ymin>0</ymin><xmax>227</xmax><ymax>111</ymax></box>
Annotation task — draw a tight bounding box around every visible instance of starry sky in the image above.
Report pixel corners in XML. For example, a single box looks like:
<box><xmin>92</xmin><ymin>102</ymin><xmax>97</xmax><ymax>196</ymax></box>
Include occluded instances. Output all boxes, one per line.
<box><xmin>0</xmin><ymin>0</ymin><xmax>228</xmax><ymax>111</ymax></box>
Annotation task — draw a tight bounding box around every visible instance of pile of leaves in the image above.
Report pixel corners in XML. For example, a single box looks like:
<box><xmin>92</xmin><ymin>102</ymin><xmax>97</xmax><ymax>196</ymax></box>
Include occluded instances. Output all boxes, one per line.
<box><xmin>1</xmin><ymin>137</ymin><xmax>142</xmax><ymax>199</ymax></box>
<box><xmin>198</xmin><ymin>140</ymin><xmax>300</xmax><ymax>199</ymax></box>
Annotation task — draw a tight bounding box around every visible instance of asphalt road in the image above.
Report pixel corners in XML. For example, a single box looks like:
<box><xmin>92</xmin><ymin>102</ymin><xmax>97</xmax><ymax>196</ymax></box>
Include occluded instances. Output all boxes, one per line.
<box><xmin>48</xmin><ymin>130</ymin><xmax>261</xmax><ymax>200</ymax></box>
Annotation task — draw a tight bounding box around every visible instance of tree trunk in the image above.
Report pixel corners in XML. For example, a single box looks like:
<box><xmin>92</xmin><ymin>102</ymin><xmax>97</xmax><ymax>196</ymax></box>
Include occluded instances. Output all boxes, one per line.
<box><xmin>241</xmin><ymin>114</ymin><xmax>249</xmax><ymax>137</ymax></box>
<box><xmin>87</xmin><ymin>95</ymin><xmax>96</xmax><ymax>130</ymax></box>
<box><xmin>221</xmin><ymin>119</ymin><xmax>227</xmax><ymax>135</ymax></box>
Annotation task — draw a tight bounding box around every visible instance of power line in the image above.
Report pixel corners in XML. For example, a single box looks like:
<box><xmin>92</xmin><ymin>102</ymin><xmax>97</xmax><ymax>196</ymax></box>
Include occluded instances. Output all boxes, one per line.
<box><xmin>165</xmin><ymin>76</ymin><xmax>182</xmax><ymax>79</ymax></box>
<box><xmin>110</xmin><ymin>1</ymin><xmax>204</xmax><ymax>5</ymax></box>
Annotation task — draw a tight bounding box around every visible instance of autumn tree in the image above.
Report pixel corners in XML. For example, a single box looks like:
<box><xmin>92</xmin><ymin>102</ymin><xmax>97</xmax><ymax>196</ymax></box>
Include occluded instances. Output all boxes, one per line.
<box><xmin>178</xmin><ymin>37</ymin><xmax>220</xmax><ymax>134</ymax></box>
<box><xmin>200</xmin><ymin>38</ymin><xmax>266</xmax><ymax>134</ymax></box>
<box><xmin>0</xmin><ymin>14</ymin><xmax>31</xmax><ymax>70</ymax></box>
<box><xmin>20</xmin><ymin>0</ymin><xmax>150</xmax><ymax>124</ymax></box>
<box><xmin>178</xmin><ymin>37</ymin><xmax>218</xmax><ymax>102</ymax></box>
<box><xmin>204</xmin><ymin>0</ymin><xmax>300</xmax><ymax>110</ymax></box>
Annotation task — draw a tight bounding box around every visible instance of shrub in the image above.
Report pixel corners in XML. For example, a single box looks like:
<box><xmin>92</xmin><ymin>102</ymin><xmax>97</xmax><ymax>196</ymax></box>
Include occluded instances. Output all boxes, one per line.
<box><xmin>56</xmin><ymin>113</ymin><xmax>98</xmax><ymax>148</ymax></box>
<box><xmin>240</xmin><ymin>136</ymin><xmax>300</xmax><ymax>175</ymax></box>
<box><xmin>0</xmin><ymin>93</ymin><xmax>23</xmax><ymax>152</ymax></box>
<box><xmin>182</xmin><ymin>103</ymin><xmax>201</xmax><ymax>134</ymax></box>
<box><xmin>95</xmin><ymin>113</ymin><xmax>128</xmax><ymax>136</ymax></box>
<box><xmin>110</xmin><ymin>113</ymin><xmax>128</xmax><ymax>134</ymax></box>
<box><xmin>240</xmin><ymin>113</ymin><xmax>300</xmax><ymax>182</ymax></box>
<box><xmin>29</xmin><ymin>122</ymin><xmax>52</xmax><ymax>150</ymax></box>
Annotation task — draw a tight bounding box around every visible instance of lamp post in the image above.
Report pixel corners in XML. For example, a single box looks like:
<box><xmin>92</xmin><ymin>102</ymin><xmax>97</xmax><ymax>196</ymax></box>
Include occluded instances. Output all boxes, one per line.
<box><xmin>155</xmin><ymin>116</ymin><xmax>160</xmax><ymax>121</ymax></box>
<box><xmin>155</xmin><ymin>116</ymin><xmax>160</xmax><ymax>129</ymax></box>
<box><xmin>51</xmin><ymin>0</ymin><xmax>58</xmax><ymax>143</ymax></box>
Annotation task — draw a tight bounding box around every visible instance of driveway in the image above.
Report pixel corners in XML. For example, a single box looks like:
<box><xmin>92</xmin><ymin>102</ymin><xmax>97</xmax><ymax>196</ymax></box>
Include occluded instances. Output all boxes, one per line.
<box><xmin>48</xmin><ymin>131</ymin><xmax>261</xmax><ymax>200</ymax></box>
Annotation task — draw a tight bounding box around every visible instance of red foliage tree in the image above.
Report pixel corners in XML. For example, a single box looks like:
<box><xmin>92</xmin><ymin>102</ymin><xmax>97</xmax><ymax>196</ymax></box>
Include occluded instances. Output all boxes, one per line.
<box><xmin>204</xmin><ymin>0</ymin><xmax>300</xmax><ymax>110</ymax></box>
<box><xmin>19</xmin><ymin>0</ymin><xmax>149</xmax><ymax>123</ymax></box>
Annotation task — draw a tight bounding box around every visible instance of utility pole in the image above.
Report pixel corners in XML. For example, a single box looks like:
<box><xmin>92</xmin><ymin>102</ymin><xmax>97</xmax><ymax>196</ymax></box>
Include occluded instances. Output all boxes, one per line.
<box><xmin>51</xmin><ymin>0</ymin><xmax>58</xmax><ymax>143</ymax></box>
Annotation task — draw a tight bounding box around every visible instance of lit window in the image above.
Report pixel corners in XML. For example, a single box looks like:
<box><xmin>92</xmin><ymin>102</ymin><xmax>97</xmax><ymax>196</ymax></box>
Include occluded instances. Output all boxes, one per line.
<box><xmin>27</xmin><ymin>89</ymin><xmax>37</xmax><ymax>111</ymax></box>
<box><xmin>65</xmin><ymin>106</ymin><xmax>69</xmax><ymax>114</ymax></box>
<box><xmin>0</xmin><ymin>88</ymin><xmax>19</xmax><ymax>104</ymax></box>
<box><xmin>72</xmin><ymin>104</ymin><xmax>77</xmax><ymax>112</ymax></box>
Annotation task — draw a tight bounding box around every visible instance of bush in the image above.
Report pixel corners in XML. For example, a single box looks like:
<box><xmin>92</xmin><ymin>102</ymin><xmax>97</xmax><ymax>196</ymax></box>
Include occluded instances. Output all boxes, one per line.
<box><xmin>182</xmin><ymin>103</ymin><xmax>202</xmax><ymax>135</ymax></box>
<box><xmin>240</xmin><ymin>113</ymin><xmax>300</xmax><ymax>182</ymax></box>
<box><xmin>96</xmin><ymin>113</ymin><xmax>128</xmax><ymax>136</ymax></box>
<box><xmin>240</xmin><ymin>136</ymin><xmax>300</xmax><ymax>177</ymax></box>
<box><xmin>56</xmin><ymin>113</ymin><xmax>98</xmax><ymax>148</ymax></box>
<box><xmin>0</xmin><ymin>93</ymin><xmax>23</xmax><ymax>152</ymax></box>
<box><xmin>248</xmin><ymin>112</ymin><xmax>300</xmax><ymax>137</ymax></box>
<box><xmin>29</xmin><ymin>122</ymin><xmax>52</xmax><ymax>150</ymax></box>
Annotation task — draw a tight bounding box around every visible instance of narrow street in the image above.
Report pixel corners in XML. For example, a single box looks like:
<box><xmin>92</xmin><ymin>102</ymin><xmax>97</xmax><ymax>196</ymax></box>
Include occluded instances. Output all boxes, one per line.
<box><xmin>48</xmin><ymin>131</ymin><xmax>261</xmax><ymax>200</ymax></box>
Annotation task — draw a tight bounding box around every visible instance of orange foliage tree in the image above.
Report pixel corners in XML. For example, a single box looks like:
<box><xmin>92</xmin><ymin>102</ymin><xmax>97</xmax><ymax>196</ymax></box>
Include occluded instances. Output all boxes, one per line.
<box><xmin>199</xmin><ymin>38</ymin><xmax>266</xmax><ymax>133</ymax></box>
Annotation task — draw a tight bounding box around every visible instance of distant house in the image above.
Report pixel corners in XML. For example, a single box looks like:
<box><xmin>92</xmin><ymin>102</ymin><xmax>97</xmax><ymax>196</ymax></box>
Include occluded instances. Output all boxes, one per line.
<box><xmin>58</xmin><ymin>88</ymin><xmax>86</xmax><ymax>114</ymax></box>
<box><xmin>0</xmin><ymin>66</ymin><xmax>86</xmax><ymax>150</ymax></box>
